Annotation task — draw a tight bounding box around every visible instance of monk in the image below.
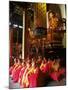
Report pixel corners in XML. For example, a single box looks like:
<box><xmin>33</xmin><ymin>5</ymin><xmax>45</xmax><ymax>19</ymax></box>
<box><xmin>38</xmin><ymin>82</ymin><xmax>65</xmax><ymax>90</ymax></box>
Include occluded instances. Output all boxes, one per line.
<box><xmin>40</xmin><ymin>58</ymin><xmax>48</xmax><ymax>73</ymax></box>
<box><xmin>9</xmin><ymin>58</ymin><xmax>17</xmax><ymax>75</ymax></box>
<box><xmin>18</xmin><ymin>61</ymin><xmax>26</xmax><ymax>87</ymax></box>
<box><xmin>12</xmin><ymin>59</ymin><xmax>22</xmax><ymax>82</ymax></box>
<box><xmin>58</xmin><ymin>67</ymin><xmax>65</xmax><ymax>80</ymax></box>
<box><xmin>46</xmin><ymin>58</ymin><xmax>53</xmax><ymax>72</ymax></box>
<box><xmin>28</xmin><ymin>59</ymin><xmax>46</xmax><ymax>87</ymax></box>
<box><xmin>49</xmin><ymin>60</ymin><xmax>60</xmax><ymax>81</ymax></box>
<box><xmin>37</xmin><ymin>56</ymin><xmax>42</xmax><ymax>67</ymax></box>
<box><xmin>27</xmin><ymin>61</ymin><xmax>39</xmax><ymax>87</ymax></box>
<box><xmin>21</xmin><ymin>61</ymin><xmax>31</xmax><ymax>88</ymax></box>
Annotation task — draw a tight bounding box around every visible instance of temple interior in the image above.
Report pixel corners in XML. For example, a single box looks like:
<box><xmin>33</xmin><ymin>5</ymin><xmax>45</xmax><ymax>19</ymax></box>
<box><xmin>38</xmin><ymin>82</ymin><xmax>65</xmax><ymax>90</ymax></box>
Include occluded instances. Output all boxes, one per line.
<box><xmin>9</xmin><ymin>1</ymin><xmax>66</xmax><ymax>88</ymax></box>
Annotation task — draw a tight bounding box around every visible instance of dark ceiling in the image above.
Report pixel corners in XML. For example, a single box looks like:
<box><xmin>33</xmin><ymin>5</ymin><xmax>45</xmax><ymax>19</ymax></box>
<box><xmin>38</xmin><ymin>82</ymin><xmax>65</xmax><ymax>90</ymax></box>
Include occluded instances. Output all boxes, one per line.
<box><xmin>9</xmin><ymin>1</ymin><xmax>34</xmax><ymax>26</ymax></box>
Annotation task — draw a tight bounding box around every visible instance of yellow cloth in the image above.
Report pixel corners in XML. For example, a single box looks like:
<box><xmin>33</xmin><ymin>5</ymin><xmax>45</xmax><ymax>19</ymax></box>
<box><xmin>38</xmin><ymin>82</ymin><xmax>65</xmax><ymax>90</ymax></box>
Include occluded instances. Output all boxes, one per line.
<box><xmin>40</xmin><ymin>63</ymin><xmax>46</xmax><ymax>70</ymax></box>
<box><xmin>21</xmin><ymin>67</ymin><xmax>37</xmax><ymax>87</ymax></box>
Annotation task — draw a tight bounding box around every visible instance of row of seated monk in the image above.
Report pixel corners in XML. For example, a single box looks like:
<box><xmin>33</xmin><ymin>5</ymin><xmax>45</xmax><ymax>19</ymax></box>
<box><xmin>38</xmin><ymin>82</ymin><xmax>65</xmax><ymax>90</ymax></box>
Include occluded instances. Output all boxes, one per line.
<box><xmin>9</xmin><ymin>55</ymin><xmax>66</xmax><ymax>88</ymax></box>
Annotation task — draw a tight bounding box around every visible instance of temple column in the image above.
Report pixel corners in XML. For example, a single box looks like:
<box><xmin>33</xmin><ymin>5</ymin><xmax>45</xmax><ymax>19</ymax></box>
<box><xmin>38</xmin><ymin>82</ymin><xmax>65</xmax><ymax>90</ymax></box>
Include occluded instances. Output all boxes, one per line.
<box><xmin>22</xmin><ymin>11</ymin><xmax>25</xmax><ymax>59</ymax></box>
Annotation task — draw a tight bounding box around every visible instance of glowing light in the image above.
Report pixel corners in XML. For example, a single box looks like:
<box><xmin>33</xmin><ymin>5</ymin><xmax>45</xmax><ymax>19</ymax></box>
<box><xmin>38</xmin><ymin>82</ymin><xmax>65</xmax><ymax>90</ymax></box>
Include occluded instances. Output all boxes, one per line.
<box><xmin>19</xmin><ymin>25</ymin><xmax>23</xmax><ymax>29</ymax></box>
<box><xmin>13</xmin><ymin>24</ymin><xmax>18</xmax><ymax>28</ymax></box>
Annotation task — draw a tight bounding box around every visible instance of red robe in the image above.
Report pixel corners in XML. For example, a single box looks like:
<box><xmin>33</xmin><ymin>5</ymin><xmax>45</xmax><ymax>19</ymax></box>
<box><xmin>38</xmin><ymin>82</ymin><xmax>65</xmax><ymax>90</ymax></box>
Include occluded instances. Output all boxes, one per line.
<box><xmin>50</xmin><ymin>68</ymin><xmax>65</xmax><ymax>81</ymax></box>
<box><xmin>9</xmin><ymin>64</ymin><xmax>15</xmax><ymax>75</ymax></box>
<box><xmin>28</xmin><ymin>67</ymin><xmax>39</xmax><ymax>87</ymax></box>
<box><xmin>28</xmin><ymin>67</ymin><xmax>46</xmax><ymax>87</ymax></box>
<box><xmin>50</xmin><ymin>71</ymin><xmax>59</xmax><ymax>81</ymax></box>
<box><xmin>47</xmin><ymin>61</ymin><xmax>53</xmax><ymax>71</ymax></box>
<box><xmin>40</xmin><ymin>63</ymin><xmax>49</xmax><ymax>74</ymax></box>
<box><xmin>12</xmin><ymin>65</ymin><xmax>22</xmax><ymax>82</ymax></box>
<box><xmin>11</xmin><ymin>64</ymin><xmax>19</xmax><ymax>78</ymax></box>
<box><xmin>20</xmin><ymin>67</ymin><xmax>31</xmax><ymax>88</ymax></box>
<box><xmin>58</xmin><ymin>68</ymin><xmax>65</xmax><ymax>75</ymax></box>
<box><xmin>49</xmin><ymin>62</ymin><xmax>61</xmax><ymax>81</ymax></box>
<box><xmin>18</xmin><ymin>67</ymin><xmax>26</xmax><ymax>87</ymax></box>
